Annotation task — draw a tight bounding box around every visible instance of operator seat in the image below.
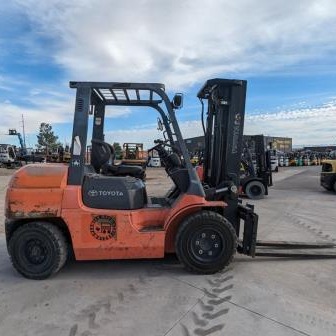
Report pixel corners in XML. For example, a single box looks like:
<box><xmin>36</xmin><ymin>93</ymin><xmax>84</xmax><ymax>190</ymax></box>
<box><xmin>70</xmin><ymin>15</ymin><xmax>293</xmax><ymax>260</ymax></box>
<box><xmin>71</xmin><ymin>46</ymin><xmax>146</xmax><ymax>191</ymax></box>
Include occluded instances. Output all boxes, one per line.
<box><xmin>91</xmin><ymin>139</ymin><xmax>145</xmax><ymax>180</ymax></box>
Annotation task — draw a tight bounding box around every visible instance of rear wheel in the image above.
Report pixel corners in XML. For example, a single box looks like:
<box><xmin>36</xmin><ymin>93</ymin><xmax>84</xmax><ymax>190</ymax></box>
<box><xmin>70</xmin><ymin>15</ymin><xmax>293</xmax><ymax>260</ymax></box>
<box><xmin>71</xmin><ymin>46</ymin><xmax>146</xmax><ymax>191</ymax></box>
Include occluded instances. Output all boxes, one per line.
<box><xmin>175</xmin><ymin>211</ymin><xmax>237</xmax><ymax>274</ymax></box>
<box><xmin>245</xmin><ymin>180</ymin><xmax>265</xmax><ymax>200</ymax></box>
<box><xmin>8</xmin><ymin>222</ymin><xmax>68</xmax><ymax>280</ymax></box>
<box><xmin>333</xmin><ymin>181</ymin><xmax>336</xmax><ymax>192</ymax></box>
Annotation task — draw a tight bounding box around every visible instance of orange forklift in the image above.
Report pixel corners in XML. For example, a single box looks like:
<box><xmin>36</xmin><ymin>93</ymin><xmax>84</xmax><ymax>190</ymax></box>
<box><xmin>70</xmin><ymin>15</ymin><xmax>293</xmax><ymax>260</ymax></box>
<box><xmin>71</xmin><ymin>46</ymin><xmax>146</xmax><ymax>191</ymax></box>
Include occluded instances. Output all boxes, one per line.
<box><xmin>5</xmin><ymin>79</ymin><xmax>336</xmax><ymax>279</ymax></box>
<box><xmin>121</xmin><ymin>142</ymin><xmax>148</xmax><ymax>168</ymax></box>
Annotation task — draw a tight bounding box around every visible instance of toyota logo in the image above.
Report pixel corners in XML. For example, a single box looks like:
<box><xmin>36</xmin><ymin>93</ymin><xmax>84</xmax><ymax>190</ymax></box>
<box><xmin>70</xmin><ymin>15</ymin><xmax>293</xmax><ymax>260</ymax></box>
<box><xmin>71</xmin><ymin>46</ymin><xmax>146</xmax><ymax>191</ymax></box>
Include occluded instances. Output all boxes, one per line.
<box><xmin>88</xmin><ymin>190</ymin><xmax>98</xmax><ymax>197</ymax></box>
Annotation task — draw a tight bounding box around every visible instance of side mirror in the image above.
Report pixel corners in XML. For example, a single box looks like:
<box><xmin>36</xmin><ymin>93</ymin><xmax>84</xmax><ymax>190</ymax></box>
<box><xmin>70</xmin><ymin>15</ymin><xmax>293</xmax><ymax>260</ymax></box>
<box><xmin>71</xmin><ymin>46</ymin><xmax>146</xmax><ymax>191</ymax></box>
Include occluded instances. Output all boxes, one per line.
<box><xmin>172</xmin><ymin>93</ymin><xmax>183</xmax><ymax>109</ymax></box>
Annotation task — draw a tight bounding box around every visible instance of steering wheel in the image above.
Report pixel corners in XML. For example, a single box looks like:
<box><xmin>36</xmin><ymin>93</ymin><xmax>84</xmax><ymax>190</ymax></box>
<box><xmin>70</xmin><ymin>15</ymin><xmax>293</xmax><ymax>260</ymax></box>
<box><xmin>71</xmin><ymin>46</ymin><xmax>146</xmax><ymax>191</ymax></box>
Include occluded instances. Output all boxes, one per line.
<box><xmin>148</xmin><ymin>140</ymin><xmax>182</xmax><ymax>172</ymax></box>
<box><xmin>148</xmin><ymin>140</ymin><xmax>169</xmax><ymax>153</ymax></box>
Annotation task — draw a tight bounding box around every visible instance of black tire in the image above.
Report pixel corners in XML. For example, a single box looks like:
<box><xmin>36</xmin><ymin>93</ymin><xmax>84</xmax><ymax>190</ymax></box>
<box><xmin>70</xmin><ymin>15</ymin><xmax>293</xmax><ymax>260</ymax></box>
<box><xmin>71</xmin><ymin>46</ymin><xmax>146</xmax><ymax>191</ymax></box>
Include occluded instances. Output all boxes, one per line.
<box><xmin>8</xmin><ymin>222</ymin><xmax>68</xmax><ymax>280</ymax></box>
<box><xmin>175</xmin><ymin>211</ymin><xmax>237</xmax><ymax>274</ymax></box>
<box><xmin>140</xmin><ymin>171</ymin><xmax>146</xmax><ymax>181</ymax></box>
<box><xmin>323</xmin><ymin>186</ymin><xmax>332</xmax><ymax>191</ymax></box>
<box><xmin>333</xmin><ymin>181</ymin><xmax>336</xmax><ymax>193</ymax></box>
<box><xmin>245</xmin><ymin>180</ymin><xmax>265</xmax><ymax>200</ymax></box>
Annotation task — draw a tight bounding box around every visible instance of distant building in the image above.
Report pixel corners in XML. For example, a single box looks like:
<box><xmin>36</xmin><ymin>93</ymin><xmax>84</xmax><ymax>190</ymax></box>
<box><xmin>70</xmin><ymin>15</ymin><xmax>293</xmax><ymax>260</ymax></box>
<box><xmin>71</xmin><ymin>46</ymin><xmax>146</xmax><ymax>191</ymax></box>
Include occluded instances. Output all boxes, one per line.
<box><xmin>184</xmin><ymin>135</ymin><xmax>293</xmax><ymax>153</ymax></box>
<box><xmin>303</xmin><ymin>145</ymin><xmax>336</xmax><ymax>152</ymax></box>
<box><xmin>184</xmin><ymin>136</ymin><xmax>204</xmax><ymax>154</ymax></box>
<box><xmin>244</xmin><ymin>135</ymin><xmax>292</xmax><ymax>153</ymax></box>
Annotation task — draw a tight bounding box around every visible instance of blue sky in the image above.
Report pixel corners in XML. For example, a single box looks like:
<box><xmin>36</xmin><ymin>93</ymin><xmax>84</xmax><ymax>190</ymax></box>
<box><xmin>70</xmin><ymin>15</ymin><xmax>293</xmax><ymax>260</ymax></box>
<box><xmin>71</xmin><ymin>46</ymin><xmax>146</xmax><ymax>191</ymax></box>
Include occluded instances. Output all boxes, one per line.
<box><xmin>1</xmin><ymin>0</ymin><xmax>336</xmax><ymax>149</ymax></box>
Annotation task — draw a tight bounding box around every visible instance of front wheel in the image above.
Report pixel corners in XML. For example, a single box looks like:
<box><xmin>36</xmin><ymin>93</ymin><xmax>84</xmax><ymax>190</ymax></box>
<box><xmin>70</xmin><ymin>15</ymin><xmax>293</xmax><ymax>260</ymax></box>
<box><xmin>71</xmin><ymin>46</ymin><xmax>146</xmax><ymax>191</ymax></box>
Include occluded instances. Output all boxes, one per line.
<box><xmin>175</xmin><ymin>211</ymin><xmax>237</xmax><ymax>274</ymax></box>
<box><xmin>8</xmin><ymin>222</ymin><xmax>68</xmax><ymax>280</ymax></box>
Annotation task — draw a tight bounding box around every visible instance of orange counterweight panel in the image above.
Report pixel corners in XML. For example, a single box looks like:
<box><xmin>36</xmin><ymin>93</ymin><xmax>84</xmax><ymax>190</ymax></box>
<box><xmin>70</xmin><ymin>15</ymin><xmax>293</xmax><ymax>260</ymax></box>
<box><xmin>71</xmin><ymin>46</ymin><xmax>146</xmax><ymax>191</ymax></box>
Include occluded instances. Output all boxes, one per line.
<box><xmin>9</xmin><ymin>164</ymin><xmax>68</xmax><ymax>189</ymax></box>
<box><xmin>6</xmin><ymin>188</ymin><xmax>63</xmax><ymax>219</ymax></box>
<box><xmin>61</xmin><ymin>186</ymin><xmax>167</xmax><ymax>260</ymax></box>
<box><xmin>62</xmin><ymin>209</ymin><xmax>165</xmax><ymax>260</ymax></box>
<box><xmin>5</xmin><ymin>164</ymin><xmax>67</xmax><ymax>219</ymax></box>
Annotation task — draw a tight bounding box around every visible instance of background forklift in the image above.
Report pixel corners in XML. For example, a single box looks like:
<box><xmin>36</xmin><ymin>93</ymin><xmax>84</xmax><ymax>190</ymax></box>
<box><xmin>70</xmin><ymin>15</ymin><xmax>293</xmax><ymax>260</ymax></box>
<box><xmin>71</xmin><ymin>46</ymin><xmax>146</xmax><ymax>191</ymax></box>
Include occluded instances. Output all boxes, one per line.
<box><xmin>5</xmin><ymin>79</ymin><xmax>336</xmax><ymax>280</ymax></box>
<box><xmin>240</xmin><ymin>135</ymin><xmax>273</xmax><ymax>199</ymax></box>
<box><xmin>121</xmin><ymin>142</ymin><xmax>148</xmax><ymax>168</ymax></box>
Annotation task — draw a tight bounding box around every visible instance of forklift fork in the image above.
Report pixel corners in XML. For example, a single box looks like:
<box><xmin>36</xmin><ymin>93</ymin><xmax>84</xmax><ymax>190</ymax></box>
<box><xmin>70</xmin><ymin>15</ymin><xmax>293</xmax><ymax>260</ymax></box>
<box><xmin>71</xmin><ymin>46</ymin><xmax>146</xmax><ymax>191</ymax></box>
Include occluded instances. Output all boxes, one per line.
<box><xmin>254</xmin><ymin>240</ymin><xmax>336</xmax><ymax>258</ymax></box>
<box><xmin>237</xmin><ymin>203</ymin><xmax>336</xmax><ymax>259</ymax></box>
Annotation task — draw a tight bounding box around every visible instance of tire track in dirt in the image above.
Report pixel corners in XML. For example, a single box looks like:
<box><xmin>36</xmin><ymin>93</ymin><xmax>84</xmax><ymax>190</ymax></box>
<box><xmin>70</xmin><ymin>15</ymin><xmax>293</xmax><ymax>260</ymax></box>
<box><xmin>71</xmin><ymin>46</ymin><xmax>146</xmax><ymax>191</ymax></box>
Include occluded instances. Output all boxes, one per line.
<box><xmin>284</xmin><ymin>212</ymin><xmax>336</xmax><ymax>243</ymax></box>
<box><xmin>180</xmin><ymin>268</ymin><xmax>233</xmax><ymax>336</ymax></box>
<box><xmin>282</xmin><ymin>211</ymin><xmax>336</xmax><ymax>334</ymax></box>
<box><xmin>67</xmin><ymin>271</ymin><xmax>156</xmax><ymax>336</ymax></box>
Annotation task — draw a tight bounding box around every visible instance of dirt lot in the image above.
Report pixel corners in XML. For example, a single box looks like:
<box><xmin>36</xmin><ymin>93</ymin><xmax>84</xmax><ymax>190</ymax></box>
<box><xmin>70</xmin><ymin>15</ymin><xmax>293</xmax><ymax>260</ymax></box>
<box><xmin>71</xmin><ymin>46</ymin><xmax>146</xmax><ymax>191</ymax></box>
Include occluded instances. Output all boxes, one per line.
<box><xmin>0</xmin><ymin>166</ymin><xmax>335</xmax><ymax>336</ymax></box>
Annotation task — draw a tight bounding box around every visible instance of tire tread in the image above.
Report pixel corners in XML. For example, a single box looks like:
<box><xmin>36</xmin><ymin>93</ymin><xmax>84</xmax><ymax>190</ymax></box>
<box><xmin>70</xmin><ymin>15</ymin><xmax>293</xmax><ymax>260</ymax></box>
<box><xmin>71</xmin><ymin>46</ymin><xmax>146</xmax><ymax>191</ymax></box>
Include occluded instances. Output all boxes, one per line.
<box><xmin>8</xmin><ymin>222</ymin><xmax>68</xmax><ymax>280</ymax></box>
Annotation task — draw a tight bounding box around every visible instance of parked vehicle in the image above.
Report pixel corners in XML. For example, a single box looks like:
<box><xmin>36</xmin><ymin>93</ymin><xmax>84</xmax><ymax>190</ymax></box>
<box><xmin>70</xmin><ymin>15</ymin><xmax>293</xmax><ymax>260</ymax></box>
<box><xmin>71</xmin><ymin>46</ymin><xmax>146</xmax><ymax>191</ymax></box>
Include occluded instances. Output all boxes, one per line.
<box><xmin>270</xmin><ymin>152</ymin><xmax>278</xmax><ymax>172</ymax></box>
<box><xmin>0</xmin><ymin>144</ymin><xmax>21</xmax><ymax>168</ymax></box>
<box><xmin>320</xmin><ymin>160</ymin><xmax>336</xmax><ymax>192</ymax></box>
<box><xmin>148</xmin><ymin>157</ymin><xmax>161</xmax><ymax>167</ymax></box>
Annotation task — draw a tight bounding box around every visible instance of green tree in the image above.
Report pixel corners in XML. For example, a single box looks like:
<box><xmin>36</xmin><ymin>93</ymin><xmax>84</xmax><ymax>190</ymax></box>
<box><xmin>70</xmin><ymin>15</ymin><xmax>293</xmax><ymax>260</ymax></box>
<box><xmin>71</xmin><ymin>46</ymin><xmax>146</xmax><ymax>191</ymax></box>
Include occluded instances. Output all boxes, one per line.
<box><xmin>113</xmin><ymin>142</ymin><xmax>122</xmax><ymax>159</ymax></box>
<box><xmin>36</xmin><ymin>123</ymin><xmax>61</xmax><ymax>154</ymax></box>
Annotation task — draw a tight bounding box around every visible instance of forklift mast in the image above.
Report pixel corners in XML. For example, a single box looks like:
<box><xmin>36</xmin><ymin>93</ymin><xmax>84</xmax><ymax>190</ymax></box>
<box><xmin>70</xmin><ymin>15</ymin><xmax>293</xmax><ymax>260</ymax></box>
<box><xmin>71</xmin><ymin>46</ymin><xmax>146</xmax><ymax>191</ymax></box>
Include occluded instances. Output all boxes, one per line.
<box><xmin>197</xmin><ymin>79</ymin><xmax>247</xmax><ymax>227</ymax></box>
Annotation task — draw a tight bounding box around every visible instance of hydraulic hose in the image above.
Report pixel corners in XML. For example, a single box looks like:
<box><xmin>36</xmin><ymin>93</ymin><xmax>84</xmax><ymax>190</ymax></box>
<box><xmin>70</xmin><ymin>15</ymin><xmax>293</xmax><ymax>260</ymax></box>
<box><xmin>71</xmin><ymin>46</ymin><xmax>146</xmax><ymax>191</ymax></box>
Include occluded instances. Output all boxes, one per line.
<box><xmin>199</xmin><ymin>98</ymin><xmax>206</xmax><ymax>135</ymax></box>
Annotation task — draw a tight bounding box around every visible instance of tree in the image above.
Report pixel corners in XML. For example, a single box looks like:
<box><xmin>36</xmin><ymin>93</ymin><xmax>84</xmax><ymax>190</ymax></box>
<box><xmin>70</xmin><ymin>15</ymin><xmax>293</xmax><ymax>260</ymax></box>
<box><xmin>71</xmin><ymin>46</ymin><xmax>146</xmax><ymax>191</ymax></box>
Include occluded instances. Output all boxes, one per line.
<box><xmin>36</xmin><ymin>123</ymin><xmax>61</xmax><ymax>154</ymax></box>
<box><xmin>113</xmin><ymin>142</ymin><xmax>122</xmax><ymax>159</ymax></box>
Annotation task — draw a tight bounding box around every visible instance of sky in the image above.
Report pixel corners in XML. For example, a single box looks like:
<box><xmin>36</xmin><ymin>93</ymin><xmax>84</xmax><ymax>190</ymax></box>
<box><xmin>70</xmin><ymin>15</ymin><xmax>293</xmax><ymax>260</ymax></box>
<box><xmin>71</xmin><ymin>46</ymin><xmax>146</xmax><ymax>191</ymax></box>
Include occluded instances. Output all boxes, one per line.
<box><xmin>0</xmin><ymin>0</ymin><xmax>336</xmax><ymax>149</ymax></box>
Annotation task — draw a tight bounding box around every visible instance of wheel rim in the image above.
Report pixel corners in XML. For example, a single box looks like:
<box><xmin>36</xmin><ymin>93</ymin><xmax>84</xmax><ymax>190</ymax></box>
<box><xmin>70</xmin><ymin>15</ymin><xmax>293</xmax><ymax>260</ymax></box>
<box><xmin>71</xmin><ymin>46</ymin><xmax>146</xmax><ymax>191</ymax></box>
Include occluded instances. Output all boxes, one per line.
<box><xmin>16</xmin><ymin>233</ymin><xmax>55</xmax><ymax>274</ymax></box>
<box><xmin>250</xmin><ymin>185</ymin><xmax>262</xmax><ymax>196</ymax></box>
<box><xmin>188</xmin><ymin>228</ymin><xmax>225</xmax><ymax>263</ymax></box>
<box><xmin>24</xmin><ymin>239</ymin><xmax>47</xmax><ymax>265</ymax></box>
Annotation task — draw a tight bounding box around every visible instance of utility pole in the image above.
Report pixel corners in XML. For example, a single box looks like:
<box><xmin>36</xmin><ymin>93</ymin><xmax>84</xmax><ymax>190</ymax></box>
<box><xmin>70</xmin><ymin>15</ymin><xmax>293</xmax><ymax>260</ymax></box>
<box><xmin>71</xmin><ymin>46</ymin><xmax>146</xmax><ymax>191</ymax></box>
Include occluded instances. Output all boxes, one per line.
<box><xmin>21</xmin><ymin>114</ymin><xmax>26</xmax><ymax>149</ymax></box>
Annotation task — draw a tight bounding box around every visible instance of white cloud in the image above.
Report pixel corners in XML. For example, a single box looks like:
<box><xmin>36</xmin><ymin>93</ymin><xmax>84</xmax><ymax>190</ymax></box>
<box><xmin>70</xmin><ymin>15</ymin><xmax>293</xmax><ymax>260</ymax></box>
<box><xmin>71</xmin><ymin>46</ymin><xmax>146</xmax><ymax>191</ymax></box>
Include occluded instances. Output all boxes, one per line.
<box><xmin>105</xmin><ymin>128</ymin><xmax>162</xmax><ymax>150</ymax></box>
<box><xmin>1</xmin><ymin>88</ymin><xmax>335</xmax><ymax>149</ymax></box>
<box><xmin>0</xmin><ymin>95</ymin><xmax>73</xmax><ymax>139</ymax></box>
<box><xmin>1</xmin><ymin>1</ymin><xmax>336</xmax><ymax>148</ymax></box>
<box><xmin>245</xmin><ymin>101</ymin><xmax>336</xmax><ymax>146</ymax></box>
<box><xmin>104</xmin><ymin>118</ymin><xmax>204</xmax><ymax>149</ymax></box>
<box><xmin>11</xmin><ymin>0</ymin><xmax>336</xmax><ymax>89</ymax></box>
<box><xmin>105</xmin><ymin>106</ymin><xmax>132</xmax><ymax>118</ymax></box>
<box><xmin>105</xmin><ymin>100</ymin><xmax>336</xmax><ymax>148</ymax></box>
<box><xmin>0</xmin><ymin>92</ymin><xmax>132</xmax><ymax>135</ymax></box>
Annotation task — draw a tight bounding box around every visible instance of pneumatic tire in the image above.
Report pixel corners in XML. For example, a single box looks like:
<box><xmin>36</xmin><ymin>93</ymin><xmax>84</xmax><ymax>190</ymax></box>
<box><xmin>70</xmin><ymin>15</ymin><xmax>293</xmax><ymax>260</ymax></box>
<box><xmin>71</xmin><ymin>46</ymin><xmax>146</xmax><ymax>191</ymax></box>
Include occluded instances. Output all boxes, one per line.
<box><xmin>8</xmin><ymin>222</ymin><xmax>68</xmax><ymax>280</ymax></box>
<box><xmin>245</xmin><ymin>180</ymin><xmax>265</xmax><ymax>200</ymax></box>
<box><xmin>175</xmin><ymin>211</ymin><xmax>237</xmax><ymax>274</ymax></box>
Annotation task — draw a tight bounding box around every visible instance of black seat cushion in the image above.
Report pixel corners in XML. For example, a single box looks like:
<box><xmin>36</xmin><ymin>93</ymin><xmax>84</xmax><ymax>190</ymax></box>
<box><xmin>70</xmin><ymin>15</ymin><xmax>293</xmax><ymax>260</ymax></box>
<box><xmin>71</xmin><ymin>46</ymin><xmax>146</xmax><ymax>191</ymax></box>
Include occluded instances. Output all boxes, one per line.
<box><xmin>91</xmin><ymin>139</ymin><xmax>112</xmax><ymax>172</ymax></box>
<box><xmin>102</xmin><ymin>163</ymin><xmax>145</xmax><ymax>179</ymax></box>
<box><xmin>91</xmin><ymin>139</ymin><xmax>145</xmax><ymax>179</ymax></box>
